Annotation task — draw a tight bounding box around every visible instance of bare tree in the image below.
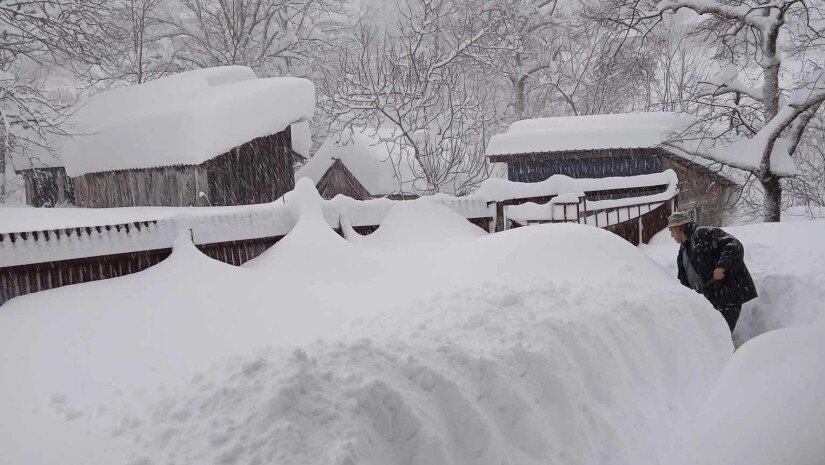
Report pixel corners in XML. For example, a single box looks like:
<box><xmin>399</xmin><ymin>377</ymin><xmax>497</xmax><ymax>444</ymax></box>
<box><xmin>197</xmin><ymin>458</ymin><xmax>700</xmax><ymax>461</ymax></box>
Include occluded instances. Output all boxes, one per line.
<box><xmin>0</xmin><ymin>0</ymin><xmax>106</xmax><ymax>199</ymax></box>
<box><xmin>470</xmin><ymin>0</ymin><xmax>563</xmax><ymax>120</ymax></box>
<box><xmin>161</xmin><ymin>0</ymin><xmax>343</xmax><ymax>77</ymax></box>
<box><xmin>83</xmin><ymin>0</ymin><xmax>182</xmax><ymax>86</ymax></box>
<box><xmin>321</xmin><ymin>0</ymin><xmax>499</xmax><ymax>194</ymax></box>
<box><xmin>637</xmin><ymin>0</ymin><xmax>825</xmax><ymax>222</ymax></box>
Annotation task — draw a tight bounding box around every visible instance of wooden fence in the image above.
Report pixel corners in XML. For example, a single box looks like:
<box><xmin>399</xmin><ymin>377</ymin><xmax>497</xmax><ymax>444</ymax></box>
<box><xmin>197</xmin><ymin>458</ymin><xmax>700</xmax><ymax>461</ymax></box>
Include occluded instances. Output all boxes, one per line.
<box><xmin>0</xmin><ymin>179</ymin><xmax>678</xmax><ymax>306</ymax></box>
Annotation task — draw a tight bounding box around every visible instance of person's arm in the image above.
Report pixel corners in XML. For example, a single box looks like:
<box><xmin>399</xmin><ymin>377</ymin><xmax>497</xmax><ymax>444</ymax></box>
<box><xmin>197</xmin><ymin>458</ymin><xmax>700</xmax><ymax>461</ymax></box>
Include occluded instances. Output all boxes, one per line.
<box><xmin>676</xmin><ymin>249</ymin><xmax>690</xmax><ymax>288</ymax></box>
<box><xmin>710</xmin><ymin>228</ymin><xmax>745</xmax><ymax>276</ymax></box>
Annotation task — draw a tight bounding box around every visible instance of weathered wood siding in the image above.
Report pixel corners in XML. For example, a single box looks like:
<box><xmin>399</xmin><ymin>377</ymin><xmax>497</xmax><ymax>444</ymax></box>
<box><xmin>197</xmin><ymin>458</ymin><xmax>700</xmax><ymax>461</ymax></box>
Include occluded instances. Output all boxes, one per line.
<box><xmin>661</xmin><ymin>154</ymin><xmax>736</xmax><ymax>225</ymax></box>
<box><xmin>205</xmin><ymin>130</ymin><xmax>295</xmax><ymax>205</ymax></box>
<box><xmin>0</xmin><ymin>235</ymin><xmax>285</xmax><ymax>305</ymax></box>
<box><xmin>21</xmin><ymin>167</ymin><xmax>75</xmax><ymax>207</ymax></box>
<box><xmin>72</xmin><ymin>128</ymin><xmax>295</xmax><ymax>208</ymax></box>
<box><xmin>315</xmin><ymin>159</ymin><xmax>372</xmax><ymax>200</ymax></box>
<box><xmin>74</xmin><ymin>165</ymin><xmax>206</xmax><ymax>207</ymax></box>
<box><xmin>496</xmin><ymin>148</ymin><xmax>664</xmax><ymax>182</ymax></box>
<box><xmin>0</xmin><ymin>249</ymin><xmax>172</xmax><ymax>305</ymax></box>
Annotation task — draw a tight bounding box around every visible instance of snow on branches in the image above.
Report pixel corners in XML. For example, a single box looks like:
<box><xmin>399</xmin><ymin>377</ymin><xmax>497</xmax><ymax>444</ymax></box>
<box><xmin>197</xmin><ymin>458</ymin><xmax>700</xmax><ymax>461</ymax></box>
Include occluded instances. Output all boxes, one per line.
<box><xmin>649</xmin><ymin>0</ymin><xmax>825</xmax><ymax>221</ymax></box>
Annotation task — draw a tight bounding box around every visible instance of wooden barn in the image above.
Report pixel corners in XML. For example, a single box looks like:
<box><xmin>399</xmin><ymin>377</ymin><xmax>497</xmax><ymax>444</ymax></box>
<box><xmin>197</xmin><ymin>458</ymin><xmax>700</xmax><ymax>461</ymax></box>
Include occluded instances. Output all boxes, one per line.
<box><xmin>486</xmin><ymin>112</ymin><xmax>738</xmax><ymax>225</ymax></box>
<box><xmin>55</xmin><ymin>66</ymin><xmax>314</xmax><ymax>208</ymax></box>
<box><xmin>295</xmin><ymin>128</ymin><xmax>426</xmax><ymax>200</ymax></box>
<box><xmin>11</xmin><ymin>144</ymin><xmax>75</xmax><ymax>207</ymax></box>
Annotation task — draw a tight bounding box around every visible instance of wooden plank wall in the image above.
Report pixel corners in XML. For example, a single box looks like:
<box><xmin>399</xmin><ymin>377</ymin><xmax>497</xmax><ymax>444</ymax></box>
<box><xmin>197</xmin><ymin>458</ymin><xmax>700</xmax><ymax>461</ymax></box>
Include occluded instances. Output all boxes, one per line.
<box><xmin>316</xmin><ymin>160</ymin><xmax>372</xmax><ymax>200</ymax></box>
<box><xmin>72</xmin><ymin>128</ymin><xmax>295</xmax><ymax>208</ymax></box>
<box><xmin>22</xmin><ymin>167</ymin><xmax>76</xmax><ymax>207</ymax></box>
<box><xmin>0</xmin><ymin>249</ymin><xmax>172</xmax><ymax>305</ymax></box>
<box><xmin>0</xmin><ymin>235</ymin><xmax>285</xmax><ymax>306</ymax></box>
<box><xmin>74</xmin><ymin>164</ymin><xmax>206</xmax><ymax>208</ymax></box>
<box><xmin>205</xmin><ymin>130</ymin><xmax>295</xmax><ymax>205</ymax></box>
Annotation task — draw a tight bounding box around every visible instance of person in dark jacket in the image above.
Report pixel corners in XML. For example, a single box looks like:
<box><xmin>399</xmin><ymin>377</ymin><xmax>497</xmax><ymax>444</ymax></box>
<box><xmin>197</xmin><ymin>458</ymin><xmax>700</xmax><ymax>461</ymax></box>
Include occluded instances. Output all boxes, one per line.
<box><xmin>667</xmin><ymin>211</ymin><xmax>758</xmax><ymax>332</ymax></box>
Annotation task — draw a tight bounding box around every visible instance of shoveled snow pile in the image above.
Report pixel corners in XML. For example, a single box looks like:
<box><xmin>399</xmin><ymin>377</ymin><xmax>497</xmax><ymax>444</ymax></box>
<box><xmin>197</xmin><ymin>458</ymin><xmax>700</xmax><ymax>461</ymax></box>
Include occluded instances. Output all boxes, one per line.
<box><xmin>0</xmin><ymin>181</ymin><xmax>733</xmax><ymax>464</ymax></box>
<box><xmin>643</xmin><ymin>220</ymin><xmax>825</xmax><ymax>345</ymax></box>
<box><xmin>669</xmin><ymin>321</ymin><xmax>825</xmax><ymax>465</ymax></box>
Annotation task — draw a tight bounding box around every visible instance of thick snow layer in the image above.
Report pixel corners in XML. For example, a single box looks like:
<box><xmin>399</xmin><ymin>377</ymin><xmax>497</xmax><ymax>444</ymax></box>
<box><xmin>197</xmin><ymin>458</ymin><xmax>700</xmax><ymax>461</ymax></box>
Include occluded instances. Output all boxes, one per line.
<box><xmin>486</xmin><ymin>112</ymin><xmax>694</xmax><ymax>156</ymax></box>
<box><xmin>473</xmin><ymin>170</ymin><xmax>677</xmax><ymax>202</ymax></box>
<box><xmin>670</xmin><ymin>323</ymin><xmax>825</xmax><ymax>465</ymax></box>
<box><xmin>643</xmin><ymin>220</ymin><xmax>825</xmax><ymax>345</ymax></box>
<box><xmin>709</xmin><ymin>135</ymin><xmax>797</xmax><ymax>177</ymax></box>
<box><xmin>60</xmin><ymin>66</ymin><xmax>315</xmax><ymax>176</ymax></box>
<box><xmin>291</xmin><ymin>120</ymin><xmax>313</xmax><ymax>158</ymax></box>
<box><xmin>0</xmin><ymin>185</ymin><xmax>732</xmax><ymax>465</ymax></box>
<box><xmin>344</xmin><ymin>199</ymin><xmax>486</xmax><ymax>246</ymax></box>
<box><xmin>296</xmin><ymin>128</ymin><xmax>426</xmax><ymax>197</ymax></box>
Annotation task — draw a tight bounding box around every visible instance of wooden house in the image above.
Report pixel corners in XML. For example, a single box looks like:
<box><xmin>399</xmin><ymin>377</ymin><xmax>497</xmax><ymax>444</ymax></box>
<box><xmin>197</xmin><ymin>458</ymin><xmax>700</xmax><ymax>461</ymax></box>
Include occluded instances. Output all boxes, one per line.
<box><xmin>55</xmin><ymin>66</ymin><xmax>314</xmax><ymax>208</ymax></box>
<box><xmin>11</xmin><ymin>134</ymin><xmax>75</xmax><ymax>207</ymax></box>
<box><xmin>12</xmin><ymin>160</ymin><xmax>75</xmax><ymax>208</ymax></box>
<box><xmin>486</xmin><ymin>112</ymin><xmax>738</xmax><ymax>225</ymax></box>
<box><xmin>295</xmin><ymin>128</ymin><xmax>426</xmax><ymax>200</ymax></box>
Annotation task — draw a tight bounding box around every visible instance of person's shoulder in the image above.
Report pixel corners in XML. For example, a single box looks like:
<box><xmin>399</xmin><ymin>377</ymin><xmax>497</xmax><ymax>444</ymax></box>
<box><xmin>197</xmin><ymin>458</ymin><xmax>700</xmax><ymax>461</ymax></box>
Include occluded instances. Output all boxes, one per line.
<box><xmin>695</xmin><ymin>226</ymin><xmax>724</xmax><ymax>237</ymax></box>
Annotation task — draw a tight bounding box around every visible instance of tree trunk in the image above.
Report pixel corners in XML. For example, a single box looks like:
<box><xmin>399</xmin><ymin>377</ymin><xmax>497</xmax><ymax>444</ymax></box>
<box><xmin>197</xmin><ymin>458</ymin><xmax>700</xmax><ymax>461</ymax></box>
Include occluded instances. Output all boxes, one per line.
<box><xmin>514</xmin><ymin>77</ymin><xmax>526</xmax><ymax>120</ymax></box>
<box><xmin>0</xmin><ymin>134</ymin><xmax>6</xmax><ymax>200</ymax></box>
<box><xmin>762</xmin><ymin>174</ymin><xmax>782</xmax><ymax>222</ymax></box>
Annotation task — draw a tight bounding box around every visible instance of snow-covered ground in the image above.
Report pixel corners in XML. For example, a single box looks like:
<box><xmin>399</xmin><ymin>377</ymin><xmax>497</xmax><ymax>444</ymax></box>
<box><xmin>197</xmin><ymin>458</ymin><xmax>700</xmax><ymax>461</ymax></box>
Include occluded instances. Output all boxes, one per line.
<box><xmin>0</xmin><ymin>181</ymin><xmax>822</xmax><ymax>465</ymax></box>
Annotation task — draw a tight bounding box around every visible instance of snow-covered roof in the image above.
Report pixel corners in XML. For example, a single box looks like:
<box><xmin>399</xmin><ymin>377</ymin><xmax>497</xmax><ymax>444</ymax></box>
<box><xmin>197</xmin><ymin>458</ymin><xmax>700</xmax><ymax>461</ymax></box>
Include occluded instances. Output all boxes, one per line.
<box><xmin>295</xmin><ymin>128</ymin><xmax>426</xmax><ymax>197</ymax></box>
<box><xmin>486</xmin><ymin>112</ymin><xmax>694</xmax><ymax>157</ymax></box>
<box><xmin>60</xmin><ymin>66</ymin><xmax>315</xmax><ymax>177</ymax></box>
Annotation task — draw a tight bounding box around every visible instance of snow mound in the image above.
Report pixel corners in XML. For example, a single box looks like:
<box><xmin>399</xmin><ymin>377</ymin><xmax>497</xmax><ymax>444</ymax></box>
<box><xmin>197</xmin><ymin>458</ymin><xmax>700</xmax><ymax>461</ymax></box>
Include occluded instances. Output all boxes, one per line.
<box><xmin>643</xmin><ymin>220</ymin><xmax>825</xmax><ymax>344</ymax></box>
<box><xmin>486</xmin><ymin>112</ymin><xmax>693</xmax><ymax>156</ymax></box>
<box><xmin>352</xmin><ymin>199</ymin><xmax>486</xmax><ymax>246</ymax></box>
<box><xmin>105</xmin><ymin>258</ymin><xmax>729</xmax><ymax>465</ymax></box>
<box><xmin>0</xmin><ymin>199</ymin><xmax>734</xmax><ymax>465</ymax></box>
<box><xmin>672</xmin><ymin>323</ymin><xmax>825</xmax><ymax>465</ymax></box>
<box><xmin>61</xmin><ymin>66</ymin><xmax>315</xmax><ymax>176</ymax></box>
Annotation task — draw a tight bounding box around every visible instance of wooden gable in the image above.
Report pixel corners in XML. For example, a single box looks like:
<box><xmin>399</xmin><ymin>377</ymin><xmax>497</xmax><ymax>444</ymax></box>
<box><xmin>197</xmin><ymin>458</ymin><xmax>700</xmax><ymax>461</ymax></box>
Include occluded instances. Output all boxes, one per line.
<box><xmin>315</xmin><ymin>159</ymin><xmax>372</xmax><ymax>200</ymax></box>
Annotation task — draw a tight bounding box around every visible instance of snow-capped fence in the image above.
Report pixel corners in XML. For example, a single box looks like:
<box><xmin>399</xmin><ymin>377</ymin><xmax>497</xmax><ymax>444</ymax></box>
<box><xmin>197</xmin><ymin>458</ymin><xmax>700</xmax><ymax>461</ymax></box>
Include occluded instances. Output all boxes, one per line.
<box><xmin>487</xmin><ymin>170</ymin><xmax>679</xmax><ymax>241</ymax></box>
<box><xmin>0</xmin><ymin>171</ymin><xmax>678</xmax><ymax>305</ymax></box>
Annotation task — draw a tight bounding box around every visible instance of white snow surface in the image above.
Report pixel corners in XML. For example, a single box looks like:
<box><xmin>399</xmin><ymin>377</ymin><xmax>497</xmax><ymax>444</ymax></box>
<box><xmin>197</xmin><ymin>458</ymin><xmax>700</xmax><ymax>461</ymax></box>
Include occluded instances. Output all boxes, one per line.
<box><xmin>670</xmin><ymin>322</ymin><xmax>825</xmax><ymax>465</ymax></box>
<box><xmin>59</xmin><ymin>66</ymin><xmax>315</xmax><ymax>176</ymax></box>
<box><xmin>296</xmin><ymin>128</ymin><xmax>426</xmax><ymax>197</ymax></box>
<box><xmin>486</xmin><ymin>112</ymin><xmax>694</xmax><ymax>156</ymax></box>
<box><xmin>0</xmin><ymin>180</ymin><xmax>733</xmax><ymax>465</ymax></box>
<box><xmin>472</xmin><ymin>169</ymin><xmax>677</xmax><ymax>202</ymax></box>
<box><xmin>643</xmin><ymin>220</ymin><xmax>825</xmax><ymax>345</ymax></box>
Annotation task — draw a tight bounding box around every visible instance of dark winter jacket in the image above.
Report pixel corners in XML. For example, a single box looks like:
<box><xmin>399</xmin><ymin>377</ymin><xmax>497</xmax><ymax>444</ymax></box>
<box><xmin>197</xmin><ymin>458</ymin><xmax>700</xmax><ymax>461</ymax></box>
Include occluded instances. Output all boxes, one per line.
<box><xmin>676</xmin><ymin>223</ymin><xmax>758</xmax><ymax>308</ymax></box>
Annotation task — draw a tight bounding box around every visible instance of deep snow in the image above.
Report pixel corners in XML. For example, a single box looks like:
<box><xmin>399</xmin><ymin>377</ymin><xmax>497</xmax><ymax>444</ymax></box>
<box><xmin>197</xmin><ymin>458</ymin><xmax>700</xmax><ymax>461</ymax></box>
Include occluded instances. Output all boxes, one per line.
<box><xmin>0</xmin><ymin>181</ymin><xmax>733</xmax><ymax>465</ymax></box>
<box><xmin>1</xmin><ymin>183</ymin><xmax>822</xmax><ymax>465</ymax></box>
<box><xmin>669</xmin><ymin>322</ymin><xmax>825</xmax><ymax>465</ymax></box>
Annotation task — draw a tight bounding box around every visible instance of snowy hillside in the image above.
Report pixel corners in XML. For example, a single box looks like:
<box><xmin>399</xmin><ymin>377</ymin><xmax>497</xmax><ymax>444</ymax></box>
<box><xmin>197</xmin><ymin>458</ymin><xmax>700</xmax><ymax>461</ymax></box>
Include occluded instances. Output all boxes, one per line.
<box><xmin>0</xmin><ymin>181</ymin><xmax>733</xmax><ymax>465</ymax></box>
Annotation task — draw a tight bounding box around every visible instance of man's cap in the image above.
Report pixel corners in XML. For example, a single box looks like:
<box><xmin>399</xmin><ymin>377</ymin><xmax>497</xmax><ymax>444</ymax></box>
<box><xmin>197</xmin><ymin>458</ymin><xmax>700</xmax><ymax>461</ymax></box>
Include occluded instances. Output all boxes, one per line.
<box><xmin>667</xmin><ymin>211</ymin><xmax>693</xmax><ymax>228</ymax></box>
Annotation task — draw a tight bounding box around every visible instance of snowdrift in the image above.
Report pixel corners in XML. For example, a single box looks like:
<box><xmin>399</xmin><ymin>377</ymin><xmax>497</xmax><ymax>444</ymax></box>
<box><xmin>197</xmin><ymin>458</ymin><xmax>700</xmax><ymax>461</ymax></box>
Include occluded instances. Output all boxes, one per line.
<box><xmin>671</xmin><ymin>321</ymin><xmax>825</xmax><ymax>465</ymax></box>
<box><xmin>0</xmin><ymin>184</ymin><xmax>733</xmax><ymax>464</ymax></box>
